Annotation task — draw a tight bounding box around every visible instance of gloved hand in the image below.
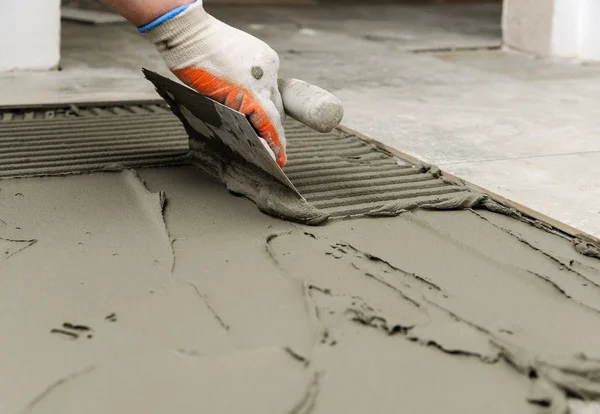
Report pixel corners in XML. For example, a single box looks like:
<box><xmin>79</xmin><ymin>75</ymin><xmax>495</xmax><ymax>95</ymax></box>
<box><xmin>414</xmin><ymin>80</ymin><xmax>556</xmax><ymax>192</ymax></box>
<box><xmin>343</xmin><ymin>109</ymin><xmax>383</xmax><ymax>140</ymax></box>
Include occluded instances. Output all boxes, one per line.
<box><xmin>139</xmin><ymin>0</ymin><xmax>287</xmax><ymax>167</ymax></box>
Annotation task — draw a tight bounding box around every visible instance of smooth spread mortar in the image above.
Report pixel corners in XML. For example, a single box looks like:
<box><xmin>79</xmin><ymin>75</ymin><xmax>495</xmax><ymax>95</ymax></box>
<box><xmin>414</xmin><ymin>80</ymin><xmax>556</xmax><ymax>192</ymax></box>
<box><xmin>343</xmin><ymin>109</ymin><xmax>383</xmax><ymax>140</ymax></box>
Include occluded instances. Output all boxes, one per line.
<box><xmin>3</xmin><ymin>166</ymin><xmax>600</xmax><ymax>413</ymax></box>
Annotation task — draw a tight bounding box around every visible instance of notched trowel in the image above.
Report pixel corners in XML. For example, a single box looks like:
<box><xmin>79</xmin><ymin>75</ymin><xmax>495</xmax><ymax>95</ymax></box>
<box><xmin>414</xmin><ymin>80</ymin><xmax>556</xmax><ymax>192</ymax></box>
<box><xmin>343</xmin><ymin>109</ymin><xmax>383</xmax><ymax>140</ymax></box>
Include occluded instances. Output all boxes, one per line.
<box><xmin>143</xmin><ymin>69</ymin><xmax>338</xmax><ymax>225</ymax></box>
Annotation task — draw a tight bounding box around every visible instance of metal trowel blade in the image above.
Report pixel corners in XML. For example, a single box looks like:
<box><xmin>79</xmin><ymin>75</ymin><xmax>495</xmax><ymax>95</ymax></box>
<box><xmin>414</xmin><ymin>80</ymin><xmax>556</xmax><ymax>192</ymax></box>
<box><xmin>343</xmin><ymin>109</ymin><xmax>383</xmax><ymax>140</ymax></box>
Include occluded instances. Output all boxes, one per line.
<box><xmin>142</xmin><ymin>68</ymin><xmax>302</xmax><ymax>198</ymax></box>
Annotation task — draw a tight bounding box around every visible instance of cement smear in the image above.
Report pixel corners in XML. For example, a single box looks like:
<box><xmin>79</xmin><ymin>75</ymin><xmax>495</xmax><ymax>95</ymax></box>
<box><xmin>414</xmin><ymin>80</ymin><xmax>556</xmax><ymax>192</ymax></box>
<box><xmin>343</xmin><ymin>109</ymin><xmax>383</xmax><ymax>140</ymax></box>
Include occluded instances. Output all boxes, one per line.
<box><xmin>2</xmin><ymin>165</ymin><xmax>600</xmax><ymax>413</ymax></box>
<box><xmin>188</xmin><ymin>138</ymin><xmax>328</xmax><ymax>225</ymax></box>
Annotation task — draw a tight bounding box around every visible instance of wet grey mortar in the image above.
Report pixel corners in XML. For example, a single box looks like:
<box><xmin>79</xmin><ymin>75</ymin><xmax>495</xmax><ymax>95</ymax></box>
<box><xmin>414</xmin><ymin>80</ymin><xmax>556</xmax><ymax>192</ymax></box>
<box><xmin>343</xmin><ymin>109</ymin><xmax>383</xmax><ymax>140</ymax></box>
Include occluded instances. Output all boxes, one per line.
<box><xmin>0</xmin><ymin>102</ymin><xmax>470</xmax><ymax>220</ymax></box>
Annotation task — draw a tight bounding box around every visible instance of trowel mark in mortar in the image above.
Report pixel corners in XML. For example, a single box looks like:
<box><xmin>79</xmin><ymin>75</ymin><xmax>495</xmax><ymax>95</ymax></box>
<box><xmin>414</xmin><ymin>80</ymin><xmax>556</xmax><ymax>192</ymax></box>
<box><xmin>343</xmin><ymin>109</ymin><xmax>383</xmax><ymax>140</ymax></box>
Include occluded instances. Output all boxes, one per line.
<box><xmin>343</xmin><ymin>273</ymin><xmax>500</xmax><ymax>361</ymax></box>
<box><xmin>527</xmin><ymin>376</ymin><xmax>568</xmax><ymax>413</ymax></box>
<box><xmin>1</xmin><ymin>237</ymin><xmax>37</xmax><ymax>262</ymax></box>
<box><xmin>128</xmin><ymin>171</ymin><xmax>231</xmax><ymax>334</ymax></box>
<box><xmin>335</xmin><ymin>242</ymin><xmax>441</xmax><ymax>292</ymax></box>
<box><xmin>266</xmin><ymin>229</ymin><xmax>499</xmax><ymax>362</ymax></box>
<box><xmin>266</xmin><ymin>234</ymin><xmax>340</xmax><ymax>348</ymax></box>
<box><xmin>309</xmin><ymin>280</ymin><xmax>500</xmax><ymax>363</ymax></box>
<box><xmin>492</xmin><ymin>337</ymin><xmax>600</xmax><ymax>409</ymax></box>
<box><xmin>62</xmin><ymin>323</ymin><xmax>91</xmax><ymax>332</ymax></box>
<box><xmin>284</xmin><ymin>347</ymin><xmax>310</xmax><ymax>366</ymax></box>
<box><xmin>471</xmin><ymin>210</ymin><xmax>598</xmax><ymax>285</ymax></box>
<box><xmin>19</xmin><ymin>365</ymin><xmax>98</xmax><ymax>414</ymax></box>
<box><xmin>50</xmin><ymin>321</ymin><xmax>95</xmax><ymax>341</ymax></box>
<box><xmin>524</xmin><ymin>269</ymin><xmax>574</xmax><ymax>301</ymax></box>
<box><xmin>425</xmin><ymin>297</ymin><xmax>600</xmax><ymax>409</ymax></box>
<box><xmin>568</xmin><ymin>259</ymin><xmax>600</xmax><ymax>283</ymax></box>
<box><xmin>304</xmin><ymin>283</ymin><xmax>337</xmax><ymax>347</ymax></box>
<box><xmin>184</xmin><ymin>279</ymin><xmax>230</xmax><ymax>332</ymax></box>
<box><xmin>105</xmin><ymin>313</ymin><xmax>117</xmax><ymax>322</ymax></box>
<box><xmin>470</xmin><ymin>210</ymin><xmax>600</xmax><ymax>314</ymax></box>
<box><xmin>168</xmin><ymin>238</ymin><xmax>231</xmax><ymax>333</ymax></box>
<box><xmin>286</xmin><ymin>371</ymin><xmax>323</xmax><ymax>414</ymax></box>
<box><xmin>50</xmin><ymin>329</ymin><xmax>80</xmax><ymax>340</ymax></box>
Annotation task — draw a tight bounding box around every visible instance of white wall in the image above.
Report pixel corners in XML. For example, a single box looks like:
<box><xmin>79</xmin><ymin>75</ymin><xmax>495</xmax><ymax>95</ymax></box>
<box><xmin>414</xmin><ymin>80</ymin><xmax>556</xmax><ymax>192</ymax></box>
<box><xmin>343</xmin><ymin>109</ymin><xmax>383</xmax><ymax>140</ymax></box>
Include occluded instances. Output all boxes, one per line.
<box><xmin>503</xmin><ymin>0</ymin><xmax>600</xmax><ymax>61</ymax></box>
<box><xmin>0</xmin><ymin>0</ymin><xmax>61</xmax><ymax>71</ymax></box>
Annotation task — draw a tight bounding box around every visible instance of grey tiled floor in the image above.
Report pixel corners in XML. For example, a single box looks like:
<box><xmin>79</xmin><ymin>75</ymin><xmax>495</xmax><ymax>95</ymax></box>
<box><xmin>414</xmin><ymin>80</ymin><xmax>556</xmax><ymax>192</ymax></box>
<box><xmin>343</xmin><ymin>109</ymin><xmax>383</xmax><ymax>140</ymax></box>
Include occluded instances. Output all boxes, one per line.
<box><xmin>2</xmin><ymin>3</ymin><xmax>600</xmax><ymax>236</ymax></box>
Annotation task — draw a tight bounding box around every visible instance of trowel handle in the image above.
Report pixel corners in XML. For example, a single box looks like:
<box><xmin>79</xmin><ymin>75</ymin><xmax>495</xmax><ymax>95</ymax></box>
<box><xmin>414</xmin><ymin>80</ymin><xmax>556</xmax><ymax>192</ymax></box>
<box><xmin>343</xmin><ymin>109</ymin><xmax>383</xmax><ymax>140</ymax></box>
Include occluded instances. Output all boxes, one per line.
<box><xmin>278</xmin><ymin>78</ymin><xmax>344</xmax><ymax>133</ymax></box>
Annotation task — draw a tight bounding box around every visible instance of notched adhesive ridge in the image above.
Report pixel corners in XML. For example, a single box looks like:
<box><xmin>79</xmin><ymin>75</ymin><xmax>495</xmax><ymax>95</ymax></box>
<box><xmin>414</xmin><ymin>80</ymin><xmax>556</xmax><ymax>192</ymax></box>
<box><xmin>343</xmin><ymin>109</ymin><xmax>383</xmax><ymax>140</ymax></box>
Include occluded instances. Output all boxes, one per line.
<box><xmin>143</xmin><ymin>69</ymin><xmax>487</xmax><ymax>225</ymax></box>
<box><xmin>0</xmin><ymin>102</ymin><xmax>189</xmax><ymax>179</ymax></box>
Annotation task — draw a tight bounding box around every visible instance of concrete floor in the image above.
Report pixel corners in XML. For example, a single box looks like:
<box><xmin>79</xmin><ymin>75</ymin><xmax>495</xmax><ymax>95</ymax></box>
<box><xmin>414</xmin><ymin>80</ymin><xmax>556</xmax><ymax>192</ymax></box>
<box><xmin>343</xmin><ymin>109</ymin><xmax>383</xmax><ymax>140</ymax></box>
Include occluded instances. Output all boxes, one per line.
<box><xmin>2</xmin><ymin>3</ymin><xmax>600</xmax><ymax>237</ymax></box>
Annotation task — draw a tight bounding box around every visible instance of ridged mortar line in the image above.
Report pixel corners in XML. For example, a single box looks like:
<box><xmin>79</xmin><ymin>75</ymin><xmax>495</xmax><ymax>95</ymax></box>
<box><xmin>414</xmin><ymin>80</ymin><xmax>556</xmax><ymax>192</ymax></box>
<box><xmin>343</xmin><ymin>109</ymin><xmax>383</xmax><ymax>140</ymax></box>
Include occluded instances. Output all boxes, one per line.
<box><xmin>0</xmin><ymin>143</ymin><xmax>189</xmax><ymax>160</ymax></box>
<box><xmin>286</xmin><ymin>140</ymin><xmax>356</xmax><ymax>149</ymax></box>
<box><xmin>0</xmin><ymin>134</ymin><xmax>187</xmax><ymax>148</ymax></box>
<box><xmin>287</xmin><ymin>134</ymin><xmax>354</xmax><ymax>141</ymax></box>
<box><xmin>291</xmin><ymin>168</ymin><xmax>424</xmax><ymax>187</ymax></box>
<box><xmin>0</xmin><ymin>125</ymin><xmax>186</xmax><ymax>139</ymax></box>
<box><xmin>283</xmin><ymin>158</ymin><xmax>398</xmax><ymax>173</ymax></box>
<box><xmin>286</xmin><ymin>142</ymin><xmax>368</xmax><ymax>155</ymax></box>
<box><xmin>0</xmin><ymin>150</ymin><xmax>188</xmax><ymax>172</ymax></box>
<box><xmin>3</xmin><ymin>157</ymin><xmax>190</xmax><ymax>179</ymax></box>
<box><xmin>288</xmin><ymin>150</ymin><xmax>386</xmax><ymax>164</ymax></box>
<box><xmin>303</xmin><ymin>180</ymin><xmax>449</xmax><ymax>201</ymax></box>
<box><xmin>285</xmin><ymin>152</ymin><xmax>390</xmax><ymax>167</ymax></box>
<box><xmin>311</xmin><ymin>186</ymin><xmax>465</xmax><ymax>209</ymax></box>
<box><xmin>287</xmin><ymin>137</ymin><xmax>363</xmax><ymax>147</ymax></box>
<box><xmin>300</xmin><ymin>178</ymin><xmax>441</xmax><ymax>196</ymax></box>
<box><xmin>285</xmin><ymin>164</ymin><xmax>408</xmax><ymax>180</ymax></box>
<box><xmin>0</xmin><ymin>114</ymin><xmax>176</xmax><ymax>129</ymax></box>
<box><xmin>0</xmin><ymin>121</ymin><xmax>181</xmax><ymax>135</ymax></box>
<box><xmin>323</xmin><ymin>191</ymin><xmax>473</xmax><ymax>217</ymax></box>
<box><xmin>294</xmin><ymin>173</ymin><xmax>436</xmax><ymax>193</ymax></box>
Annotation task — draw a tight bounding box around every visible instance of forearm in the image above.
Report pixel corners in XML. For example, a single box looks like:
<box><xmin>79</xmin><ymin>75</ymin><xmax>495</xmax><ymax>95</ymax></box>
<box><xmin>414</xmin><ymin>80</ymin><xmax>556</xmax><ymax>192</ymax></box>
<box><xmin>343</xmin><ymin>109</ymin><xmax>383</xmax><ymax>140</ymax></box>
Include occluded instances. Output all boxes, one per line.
<box><xmin>100</xmin><ymin>0</ymin><xmax>195</xmax><ymax>26</ymax></box>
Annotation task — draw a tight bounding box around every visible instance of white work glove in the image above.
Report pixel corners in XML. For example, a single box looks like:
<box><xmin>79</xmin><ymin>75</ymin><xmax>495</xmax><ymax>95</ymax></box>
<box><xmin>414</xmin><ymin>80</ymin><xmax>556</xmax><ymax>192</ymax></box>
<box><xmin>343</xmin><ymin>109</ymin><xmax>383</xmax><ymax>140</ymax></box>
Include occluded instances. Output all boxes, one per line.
<box><xmin>140</xmin><ymin>0</ymin><xmax>287</xmax><ymax>167</ymax></box>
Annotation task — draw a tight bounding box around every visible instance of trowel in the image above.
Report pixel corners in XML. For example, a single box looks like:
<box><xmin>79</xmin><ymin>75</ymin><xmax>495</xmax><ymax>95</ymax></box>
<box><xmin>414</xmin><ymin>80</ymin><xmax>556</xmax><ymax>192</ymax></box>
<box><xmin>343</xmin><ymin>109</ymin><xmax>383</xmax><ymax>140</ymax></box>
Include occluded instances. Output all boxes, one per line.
<box><xmin>143</xmin><ymin>69</ymin><xmax>343</xmax><ymax>224</ymax></box>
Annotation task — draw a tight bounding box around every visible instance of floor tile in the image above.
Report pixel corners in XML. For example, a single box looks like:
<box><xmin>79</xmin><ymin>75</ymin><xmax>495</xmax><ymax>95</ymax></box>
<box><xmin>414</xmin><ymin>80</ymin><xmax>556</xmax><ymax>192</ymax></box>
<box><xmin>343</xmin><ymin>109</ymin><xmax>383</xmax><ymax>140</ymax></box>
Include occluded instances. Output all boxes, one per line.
<box><xmin>443</xmin><ymin>152</ymin><xmax>600</xmax><ymax>237</ymax></box>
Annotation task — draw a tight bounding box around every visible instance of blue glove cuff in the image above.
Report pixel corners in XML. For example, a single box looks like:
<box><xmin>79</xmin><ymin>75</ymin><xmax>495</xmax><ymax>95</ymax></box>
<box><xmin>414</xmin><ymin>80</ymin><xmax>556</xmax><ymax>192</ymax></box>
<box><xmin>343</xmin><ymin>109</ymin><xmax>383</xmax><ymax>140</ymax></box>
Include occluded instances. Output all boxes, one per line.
<box><xmin>137</xmin><ymin>1</ymin><xmax>198</xmax><ymax>33</ymax></box>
